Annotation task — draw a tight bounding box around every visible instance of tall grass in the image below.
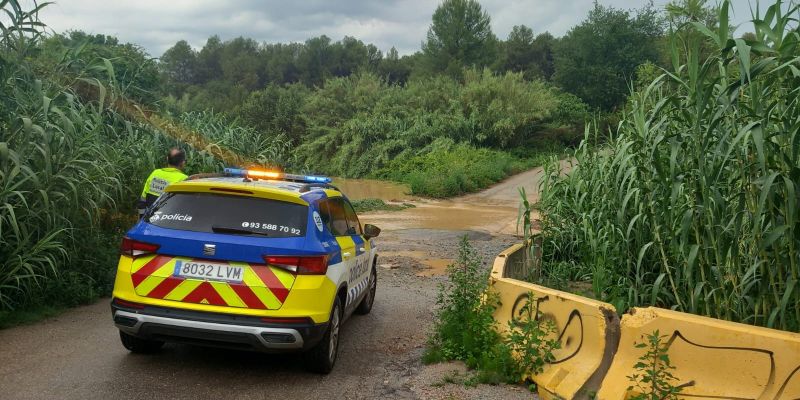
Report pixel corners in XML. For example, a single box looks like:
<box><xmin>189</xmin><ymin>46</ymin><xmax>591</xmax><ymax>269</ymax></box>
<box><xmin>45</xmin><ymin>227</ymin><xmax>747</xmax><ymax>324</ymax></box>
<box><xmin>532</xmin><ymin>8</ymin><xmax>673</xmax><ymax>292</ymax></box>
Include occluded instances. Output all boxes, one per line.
<box><xmin>535</xmin><ymin>1</ymin><xmax>800</xmax><ymax>332</ymax></box>
<box><xmin>0</xmin><ymin>1</ymin><xmax>241</xmax><ymax>312</ymax></box>
<box><xmin>176</xmin><ymin>111</ymin><xmax>292</xmax><ymax>168</ymax></box>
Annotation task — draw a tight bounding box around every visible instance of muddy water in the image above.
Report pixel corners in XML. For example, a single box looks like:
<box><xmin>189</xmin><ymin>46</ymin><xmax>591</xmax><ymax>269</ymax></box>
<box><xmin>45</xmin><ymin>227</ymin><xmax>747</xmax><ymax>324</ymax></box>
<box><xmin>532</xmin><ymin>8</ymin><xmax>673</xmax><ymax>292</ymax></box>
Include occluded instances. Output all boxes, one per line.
<box><xmin>331</xmin><ymin>177</ymin><xmax>412</xmax><ymax>201</ymax></box>
<box><xmin>333</xmin><ymin>166</ymin><xmax>548</xmax><ymax>276</ymax></box>
<box><xmin>361</xmin><ymin>200</ymin><xmax>523</xmax><ymax>236</ymax></box>
<box><xmin>379</xmin><ymin>250</ymin><xmax>455</xmax><ymax>277</ymax></box>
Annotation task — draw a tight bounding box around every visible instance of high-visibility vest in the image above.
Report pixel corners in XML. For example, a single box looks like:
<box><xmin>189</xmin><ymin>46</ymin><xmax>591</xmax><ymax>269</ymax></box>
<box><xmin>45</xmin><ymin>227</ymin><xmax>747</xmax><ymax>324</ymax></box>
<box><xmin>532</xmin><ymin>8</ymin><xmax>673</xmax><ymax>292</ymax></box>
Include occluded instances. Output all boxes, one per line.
<box><xmin>139</xmin><ymin>167</ymin><xmax>188</xmax><ymax>205</ymax></box>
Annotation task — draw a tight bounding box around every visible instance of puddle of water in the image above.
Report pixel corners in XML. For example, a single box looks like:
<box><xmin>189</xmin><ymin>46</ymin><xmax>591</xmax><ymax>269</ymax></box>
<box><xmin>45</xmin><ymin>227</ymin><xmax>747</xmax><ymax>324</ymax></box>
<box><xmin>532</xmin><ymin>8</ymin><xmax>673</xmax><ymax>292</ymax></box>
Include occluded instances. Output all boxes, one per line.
<box><xmin>331</xmin><ymin>177</ymin><xmax>412</xmax><ymax>201</ymax></box>
<box><xmin>380</xmin><ymin>250</ymin><xmax>454</xmax><ymax>277</ymax></box>
<box><xmin>416</xmin><ymin>258</ymin><xmax>454</xmax><ymax>277</ymax></box>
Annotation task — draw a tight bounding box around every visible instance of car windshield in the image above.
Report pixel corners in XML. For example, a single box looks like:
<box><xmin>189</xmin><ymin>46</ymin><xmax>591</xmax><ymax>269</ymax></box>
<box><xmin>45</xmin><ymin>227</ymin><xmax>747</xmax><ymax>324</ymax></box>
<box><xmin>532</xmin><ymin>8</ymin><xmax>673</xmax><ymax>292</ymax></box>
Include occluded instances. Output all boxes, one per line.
<box><xmin>145</xmin><ymin>193</ymin><xmax>307</xmax><ymax>238</ymax></box>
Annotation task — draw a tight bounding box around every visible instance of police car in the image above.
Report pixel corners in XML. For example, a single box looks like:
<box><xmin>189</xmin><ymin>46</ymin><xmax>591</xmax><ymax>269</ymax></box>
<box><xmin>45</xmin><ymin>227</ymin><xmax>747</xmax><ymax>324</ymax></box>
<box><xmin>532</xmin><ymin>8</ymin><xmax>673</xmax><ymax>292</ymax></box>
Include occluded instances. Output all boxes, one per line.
<box><xmin>111</xmin><ymin>168</ymin><xmax>380</xmax><ymax>373</ymax></box>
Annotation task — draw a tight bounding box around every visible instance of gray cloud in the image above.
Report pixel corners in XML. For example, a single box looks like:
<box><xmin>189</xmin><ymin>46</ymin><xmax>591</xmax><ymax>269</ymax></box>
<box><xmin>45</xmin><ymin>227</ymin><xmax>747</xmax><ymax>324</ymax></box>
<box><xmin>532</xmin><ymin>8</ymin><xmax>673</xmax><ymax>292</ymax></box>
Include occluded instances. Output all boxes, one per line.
<box><xmin>37</xmin><ymin>0</ymin><xmax>759</xmax><ymax>58</ymax></box>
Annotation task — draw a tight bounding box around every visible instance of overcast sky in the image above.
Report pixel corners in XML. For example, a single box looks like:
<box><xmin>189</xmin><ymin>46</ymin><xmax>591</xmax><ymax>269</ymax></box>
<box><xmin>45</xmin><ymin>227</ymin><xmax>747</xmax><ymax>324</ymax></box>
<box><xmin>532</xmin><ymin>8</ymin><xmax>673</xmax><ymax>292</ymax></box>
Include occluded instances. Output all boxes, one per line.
<box><xmin>37</xmin><ymin>0</ymin><xmax>760</xmax><ymax>58</ymax></box>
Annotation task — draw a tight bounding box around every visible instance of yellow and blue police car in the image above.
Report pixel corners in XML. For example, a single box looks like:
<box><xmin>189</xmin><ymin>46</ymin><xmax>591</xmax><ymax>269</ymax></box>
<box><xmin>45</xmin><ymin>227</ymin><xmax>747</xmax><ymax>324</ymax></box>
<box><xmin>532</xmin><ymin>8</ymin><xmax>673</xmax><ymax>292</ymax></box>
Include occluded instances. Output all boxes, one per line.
<box><xmin>111</xmin><ymin>168</ymin><xmax>380</xmax><ymax>373</ymax></box>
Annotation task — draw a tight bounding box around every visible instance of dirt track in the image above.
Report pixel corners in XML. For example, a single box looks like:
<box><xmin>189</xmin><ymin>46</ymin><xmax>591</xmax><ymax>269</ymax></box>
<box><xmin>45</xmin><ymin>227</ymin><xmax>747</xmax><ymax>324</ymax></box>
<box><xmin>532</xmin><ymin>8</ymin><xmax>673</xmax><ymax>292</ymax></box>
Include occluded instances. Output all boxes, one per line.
<box><xmin>0</xmin><ymin>166</ymin><xmax>551</xmax><ymax>400</ymax></box>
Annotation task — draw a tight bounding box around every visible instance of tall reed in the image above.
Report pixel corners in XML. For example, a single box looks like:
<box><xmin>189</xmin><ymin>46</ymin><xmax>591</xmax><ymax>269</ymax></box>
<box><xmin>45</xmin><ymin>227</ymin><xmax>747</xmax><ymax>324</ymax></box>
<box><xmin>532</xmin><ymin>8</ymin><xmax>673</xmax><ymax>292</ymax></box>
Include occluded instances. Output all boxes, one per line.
<box><xmin>535</xmin><ymin>0</ymin><xmax>800</xmax><ymax>332</ymax></box>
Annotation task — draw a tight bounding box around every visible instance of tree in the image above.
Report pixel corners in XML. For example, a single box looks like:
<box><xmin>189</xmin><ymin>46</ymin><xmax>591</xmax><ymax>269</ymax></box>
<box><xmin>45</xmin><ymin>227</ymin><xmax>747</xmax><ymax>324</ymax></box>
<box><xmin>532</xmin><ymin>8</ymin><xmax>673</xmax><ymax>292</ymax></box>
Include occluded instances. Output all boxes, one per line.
<box><xmin>498</xmin><ymin>26</ymin><xmax>556</xmax><ymax>80</ymax></box>
<box><xmin>553</xmin><ymin>3</ymin><xmax>664</xmax><ymax>110</ymax></box>
<box><xmin>218</xmin><ymin>37</ymin><xmax>261</xmax><ymax>90</ymax></box>
<box><xmin>196</xmin><ymin>35</ymin><xmax>223</xmax><ymax>83</ymax></box>
<box><xmin>378</xmin><ymin>47</ymin><xmax>412</xmax><ymax>85</ymax></box>
<box><xmin>236</xmin><ymin>83</ymin><xmax>309</xmax><ymax>143</ymax></box>
<box><xmin>298</xmin><ymin>35</ymin><xmax>333</xmax><ymax>86</ymax></box>
<box><xmin>422</xmin><ymin>0</ymin><xmax>497</xmax><ymax>78</ymax></box>
<box><xmin>531</xmin><ymin>33</ymin><xmax>556</xmax><ymax>80</ymax></box>
<box><xmin>262</xmin><ymin>43</ymin><xmax>303</xmax><ymax>84</ymax></box>
<box><xmin>160</xmin><ymin>40</ymin><xmax>197</xmax><ymax>94</ymax></box>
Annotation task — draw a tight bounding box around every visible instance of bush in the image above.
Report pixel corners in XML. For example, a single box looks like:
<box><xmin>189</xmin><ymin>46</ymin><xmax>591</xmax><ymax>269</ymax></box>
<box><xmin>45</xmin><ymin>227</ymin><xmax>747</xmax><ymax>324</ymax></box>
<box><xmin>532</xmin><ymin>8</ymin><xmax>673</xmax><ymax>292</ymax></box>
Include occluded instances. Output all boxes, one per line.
<box><xmin>426</xmin><ymin>238</ymin><xmax>561</xmax><ymax>386</ymax></box>
<box><xmin>295</xmin><ymin>70</ymin><xmax>580</xmax><ymax>184</ymax></box>
<box><xmin>427</xmin><ymin>237</ymin><xmax>501</xmax><ymax>365</ymax></box>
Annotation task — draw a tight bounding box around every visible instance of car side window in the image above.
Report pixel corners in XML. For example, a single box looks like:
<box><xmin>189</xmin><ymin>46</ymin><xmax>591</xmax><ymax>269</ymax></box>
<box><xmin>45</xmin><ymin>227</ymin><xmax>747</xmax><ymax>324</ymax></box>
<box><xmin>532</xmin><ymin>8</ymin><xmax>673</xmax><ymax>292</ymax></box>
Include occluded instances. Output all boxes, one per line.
<box><xmin>319</xmin><ymin>198</ymin><xmax>349</xmax><ymax>236</ymax></box>
<box><xmin>343</xmin><ymin>200</ymin><xmax>362</xmax><ymax>236</ymax></box>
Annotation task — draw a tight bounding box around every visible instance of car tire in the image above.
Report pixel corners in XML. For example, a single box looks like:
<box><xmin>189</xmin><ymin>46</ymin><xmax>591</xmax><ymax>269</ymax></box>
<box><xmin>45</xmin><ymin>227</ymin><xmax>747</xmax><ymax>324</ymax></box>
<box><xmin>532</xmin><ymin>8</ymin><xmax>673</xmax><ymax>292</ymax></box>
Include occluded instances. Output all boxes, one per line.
<box><xmin>355</xmin><ymin>267</ymin><xmax>376</xmax><ymax>315</ymax></box>
<box><xmin>305</xmin><ymin>296</ymin><xmax>342</xmax><ymax>374</ymax></box>
<box><xmin>119</xmin><ymin>331</ymin><xmax>164</xmax><ymax>353</ymax></box>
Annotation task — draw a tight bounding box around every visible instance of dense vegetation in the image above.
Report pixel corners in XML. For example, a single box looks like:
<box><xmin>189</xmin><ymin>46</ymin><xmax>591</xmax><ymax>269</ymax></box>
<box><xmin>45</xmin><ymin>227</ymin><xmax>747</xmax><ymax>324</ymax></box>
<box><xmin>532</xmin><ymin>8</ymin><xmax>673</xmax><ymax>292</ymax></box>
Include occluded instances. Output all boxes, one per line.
<box><xmin>534</xmin><ymin>1</ymin><xmax>800</xmax><ymax>332</ymax></box>
<box><xmin>425</xmin><ymin>238</ymin><xmax>560</xmax><ymax>386</ymax></box>
<box><xmin>0</xmin><ymin>0</ymin><xmax>736</xmax><ymax>322</ymax></box>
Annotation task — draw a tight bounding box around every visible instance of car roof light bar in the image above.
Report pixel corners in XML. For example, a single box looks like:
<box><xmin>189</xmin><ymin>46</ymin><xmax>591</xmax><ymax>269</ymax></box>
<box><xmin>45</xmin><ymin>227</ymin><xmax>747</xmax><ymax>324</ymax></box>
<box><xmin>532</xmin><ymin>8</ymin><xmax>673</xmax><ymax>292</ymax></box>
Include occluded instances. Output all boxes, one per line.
<box><xmin>224</xmin><ymin>168</ymin><xmax>332</xmax><ymax>184</ymax></box>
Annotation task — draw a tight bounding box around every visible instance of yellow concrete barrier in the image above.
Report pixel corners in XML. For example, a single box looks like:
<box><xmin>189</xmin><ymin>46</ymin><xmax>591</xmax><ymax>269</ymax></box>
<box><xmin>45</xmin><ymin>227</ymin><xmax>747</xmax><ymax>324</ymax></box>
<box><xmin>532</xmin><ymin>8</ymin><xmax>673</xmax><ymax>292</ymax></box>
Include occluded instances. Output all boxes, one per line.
<box><xmin>596</xmin><ymin>307</ymin><xmax>800</xmax><ymax>399</ymax></box>
<box><xmin>490</xmin><ymin>242</ymin><xmax>620</xmax><ymax>400</ymax></box>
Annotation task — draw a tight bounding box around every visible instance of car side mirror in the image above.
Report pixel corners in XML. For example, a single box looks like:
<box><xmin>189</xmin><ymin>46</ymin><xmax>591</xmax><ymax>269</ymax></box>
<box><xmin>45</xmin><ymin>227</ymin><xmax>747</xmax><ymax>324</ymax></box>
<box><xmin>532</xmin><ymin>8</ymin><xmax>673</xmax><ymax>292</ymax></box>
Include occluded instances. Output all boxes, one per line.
<box><xmin>363</xmin><ymin>224</ymin><xmax>381</xmax><ymax>239</ymax></box>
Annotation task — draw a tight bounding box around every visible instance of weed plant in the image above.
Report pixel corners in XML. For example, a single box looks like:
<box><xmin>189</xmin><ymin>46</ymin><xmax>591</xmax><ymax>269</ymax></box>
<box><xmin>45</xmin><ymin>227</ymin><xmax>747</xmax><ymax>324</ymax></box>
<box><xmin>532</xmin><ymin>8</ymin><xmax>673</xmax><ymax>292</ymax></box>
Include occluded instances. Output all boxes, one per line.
<box><xmin>426</xmin><ymin>236</ymin><xmax>502</xmax><ymax>367</ymax></box>
<box><xmin>627</xmin><ymin>330</ymin><xmax>685</xmax><ymax>400</ymax></box>
<box><xmin>426</xmin><ymin>238</ymin><xmax>565</xmax><ymax>387</ymax></box>
<box><xmin>505</xmin><ymin>293</ymin><xmax>561</xmax><ymax>381</ymax></box>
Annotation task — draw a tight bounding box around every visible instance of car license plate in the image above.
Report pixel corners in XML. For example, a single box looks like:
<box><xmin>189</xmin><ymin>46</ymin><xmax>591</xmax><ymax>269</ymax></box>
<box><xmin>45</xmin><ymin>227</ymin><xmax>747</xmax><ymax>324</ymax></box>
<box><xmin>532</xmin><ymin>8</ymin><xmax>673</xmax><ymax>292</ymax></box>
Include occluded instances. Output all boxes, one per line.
<box><xmin>175</xmin><ymin>260</ymin><xmax>244</xmax><ymax>283</ymax></box>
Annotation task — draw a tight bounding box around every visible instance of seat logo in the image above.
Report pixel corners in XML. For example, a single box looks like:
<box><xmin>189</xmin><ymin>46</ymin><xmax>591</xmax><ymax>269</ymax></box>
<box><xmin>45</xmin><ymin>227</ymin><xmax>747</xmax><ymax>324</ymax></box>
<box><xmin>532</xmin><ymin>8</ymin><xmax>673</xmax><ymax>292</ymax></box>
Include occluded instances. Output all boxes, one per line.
<box><xmin>203</xmin><ymin>244</ymin><xmax>216</xmax><ymax>256</ymax></box>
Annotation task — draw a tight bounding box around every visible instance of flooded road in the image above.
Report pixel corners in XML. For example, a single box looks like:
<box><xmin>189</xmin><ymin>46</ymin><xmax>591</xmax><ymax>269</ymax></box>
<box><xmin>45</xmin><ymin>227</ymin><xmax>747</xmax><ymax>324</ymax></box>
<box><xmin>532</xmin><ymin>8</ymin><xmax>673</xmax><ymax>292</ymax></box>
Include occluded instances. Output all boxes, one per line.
<box><xmin>352</xmin><ymin>163</ymin><xmax>558</xmax><ymax>236</ymax></box>
<box><xmin>334</xmin><ymin>159</ymin><xmax>573</xmax><ymax>237</ymax></box>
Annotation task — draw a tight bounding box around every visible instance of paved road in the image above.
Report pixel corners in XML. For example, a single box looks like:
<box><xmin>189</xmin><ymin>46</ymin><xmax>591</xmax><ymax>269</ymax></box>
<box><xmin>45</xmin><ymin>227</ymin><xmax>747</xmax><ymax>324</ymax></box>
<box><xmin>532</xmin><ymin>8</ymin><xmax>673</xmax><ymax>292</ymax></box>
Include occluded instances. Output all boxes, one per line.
<box><xmin>0</xmin><ymin>166</ymin><xmax>550</xmax><ymax>400</ymax></box>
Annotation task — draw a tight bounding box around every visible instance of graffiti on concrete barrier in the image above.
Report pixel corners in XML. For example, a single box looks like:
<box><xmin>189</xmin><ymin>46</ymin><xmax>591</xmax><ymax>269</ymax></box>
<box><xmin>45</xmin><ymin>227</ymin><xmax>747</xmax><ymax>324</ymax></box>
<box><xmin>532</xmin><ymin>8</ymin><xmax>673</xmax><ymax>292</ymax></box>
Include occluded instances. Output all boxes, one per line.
<box><xmin>510</xmin><ymin>292</ymin><xmax>585</xmax><ymax>365</ymax></box>
<box><xmin>660</xmin><ymin>330</ymin><xmax>800</xmax><ymax>399</ymax></box>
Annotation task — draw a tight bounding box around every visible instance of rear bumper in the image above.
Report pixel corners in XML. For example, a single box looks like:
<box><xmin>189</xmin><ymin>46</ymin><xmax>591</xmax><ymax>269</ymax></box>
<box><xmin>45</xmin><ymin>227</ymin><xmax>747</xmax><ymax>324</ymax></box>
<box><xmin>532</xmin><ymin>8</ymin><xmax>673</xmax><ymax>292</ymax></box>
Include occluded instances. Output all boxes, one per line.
<box><xmin>111</xmin><ymin>299</ymin><xmax>327</xmax><ymax>352</ymax></box>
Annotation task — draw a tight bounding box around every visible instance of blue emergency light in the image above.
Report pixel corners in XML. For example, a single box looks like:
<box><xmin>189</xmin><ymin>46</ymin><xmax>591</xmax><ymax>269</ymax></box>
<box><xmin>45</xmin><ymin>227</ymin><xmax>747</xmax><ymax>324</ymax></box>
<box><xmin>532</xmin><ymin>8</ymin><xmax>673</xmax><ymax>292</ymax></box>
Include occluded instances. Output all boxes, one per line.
<box><xmin>224</xmin><ymin>168</ymin><xmax>332</xmax><ymax>184</ymax></box>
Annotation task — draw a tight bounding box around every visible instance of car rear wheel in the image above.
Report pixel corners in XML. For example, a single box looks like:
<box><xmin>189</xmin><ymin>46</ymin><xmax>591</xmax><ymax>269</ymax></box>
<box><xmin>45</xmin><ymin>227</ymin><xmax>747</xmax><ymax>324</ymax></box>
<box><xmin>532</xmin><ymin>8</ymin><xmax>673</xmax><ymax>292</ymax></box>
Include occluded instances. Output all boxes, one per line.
<box><xmin>119</xmin><ymin>331</ymin><xmax>164</xmax><ymax>353</ymax></box>
<box><xmin>355</xmin><ymin>267</ymin><xmax>376</xmax><ymax>315</ymax></box>
<box><xmin>305</xmin><ymin>297</ymin><xmax>342</xmax><ymax>374</ymax></box>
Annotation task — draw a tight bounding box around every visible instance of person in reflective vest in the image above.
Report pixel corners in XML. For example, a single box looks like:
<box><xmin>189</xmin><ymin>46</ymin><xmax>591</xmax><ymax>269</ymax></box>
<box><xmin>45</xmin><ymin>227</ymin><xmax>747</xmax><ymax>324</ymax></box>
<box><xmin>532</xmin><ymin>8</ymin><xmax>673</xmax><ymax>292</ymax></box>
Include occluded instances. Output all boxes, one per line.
<box><xmin>137</xmin><ymin>148</ymin><xmax>188</xmax><ymax>216</ymax></box>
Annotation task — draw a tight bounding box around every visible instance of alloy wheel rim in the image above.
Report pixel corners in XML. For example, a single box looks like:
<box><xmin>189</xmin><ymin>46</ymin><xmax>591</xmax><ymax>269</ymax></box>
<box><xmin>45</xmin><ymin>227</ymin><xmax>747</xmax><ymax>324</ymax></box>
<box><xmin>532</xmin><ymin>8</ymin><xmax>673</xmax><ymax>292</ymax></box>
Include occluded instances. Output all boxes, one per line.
<box><xmin>368</xmin><ymin>270</ymin><xmax>376</xmax><ymax>305</ymax></box>
<box><xmin>329</xmin><ymin>304</ymin><xmax>340</xmax><ymax>362</ymax></box>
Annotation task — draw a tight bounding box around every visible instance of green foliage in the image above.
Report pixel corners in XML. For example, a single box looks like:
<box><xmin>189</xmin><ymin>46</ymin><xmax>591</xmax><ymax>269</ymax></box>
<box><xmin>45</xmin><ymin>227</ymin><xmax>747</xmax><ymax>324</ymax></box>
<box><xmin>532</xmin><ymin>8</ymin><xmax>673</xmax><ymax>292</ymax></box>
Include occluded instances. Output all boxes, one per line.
<box><xmin>379</xmin><ymin>141</ymin><xmax>529</xmax><ymax>198</ymax></box>
<box><xmin>176</xmin><ymin>111</ymin><xmax>291</xmax><ymax>167</ymax></box>
<box><xmin>421</xmin><ymin>0</ymin><xmax>497</xmax><ymax>77</ymax></box>
<box><xmin>427</xmin><ymin>239</ymin><xmax>563</xmax><ymax>386</ymax></box>
<box><xmin>554</xmin><ymin>2</ymin><xmax>664</xmax><ymax>110</ymax></box>
<box><xmin>428</xmin><ymin>237</ymin><xmax>501</xmax><ymax>365</ymax></box>
<box><xmin>627</xmin><ymin>331</ymin><xmax>683</xmax><ymax>400</ymax></box>
<box><xmin>0</xmin><ymin>1</ymin><xmax>222</xmax><ymax>317</ymax></box>
<box><xmin>536</xmin><ymin>1</ymin><xmax>800</xmax><ymax>331</ymax></box>
<box><xmin>39</xmin><ymin>31</ymin><xmax>162</xmax><ymax>103</ymax></box>
<box><xmin>349</xmin><ymin>198</ymin><xmax>414</xmax><ymax>213</ymax></box>
<box><xmin>235</xmin><ymin>83</ymin><xmax>309</xmax><ymax>144</ymax></box>
<box><xmin>160</xmin><ymin>39</ymin><xmax>198</xmax><ymax>95</ymax></box>
<box><xmin>498</xmin><ymin>27</ymin><xmax>556</xmax><ymax>81</ymax></box>
<box><xmin>296</xmin><ymin>70</ymin><xmax>577</xmax><ymax>192</ymax></box>
<box><xmin>505</xmin><ymin>293</ymin><xmax>561</xmax><ymax>381</ymax></box>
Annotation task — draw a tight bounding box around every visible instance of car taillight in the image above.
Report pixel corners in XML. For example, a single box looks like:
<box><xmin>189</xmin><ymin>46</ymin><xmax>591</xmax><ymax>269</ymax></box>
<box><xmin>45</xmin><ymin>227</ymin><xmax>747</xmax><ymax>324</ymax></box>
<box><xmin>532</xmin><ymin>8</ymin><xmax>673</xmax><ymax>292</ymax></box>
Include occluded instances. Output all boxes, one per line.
<box><xmin>120</xmin><ymin>237</ymin><xmax>160</xmax><ymax>257</ymax></box>
<box><xmin>113</xmin><ymin>298</ymin><xmax>145</xmax><ymax>310</ymax></box>
<box><xmin>263</xmin><ymin>255</ymin><xmax>329</xmax><ymax>275</ymax></box>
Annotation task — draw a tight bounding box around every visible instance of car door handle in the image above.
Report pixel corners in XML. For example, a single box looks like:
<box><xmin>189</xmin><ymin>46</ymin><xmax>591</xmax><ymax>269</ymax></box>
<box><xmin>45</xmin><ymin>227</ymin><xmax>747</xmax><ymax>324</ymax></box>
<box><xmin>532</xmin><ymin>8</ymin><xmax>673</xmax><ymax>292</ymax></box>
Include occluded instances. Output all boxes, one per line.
<box><xmin>343</xmin><ymin>252</ymin><xmax>352</xmax><ymax>259</ymax></box>
<box><xmin>358</xmin><ymin>247</ymin><xmax>366</xmax><ymax>252</ymax></box>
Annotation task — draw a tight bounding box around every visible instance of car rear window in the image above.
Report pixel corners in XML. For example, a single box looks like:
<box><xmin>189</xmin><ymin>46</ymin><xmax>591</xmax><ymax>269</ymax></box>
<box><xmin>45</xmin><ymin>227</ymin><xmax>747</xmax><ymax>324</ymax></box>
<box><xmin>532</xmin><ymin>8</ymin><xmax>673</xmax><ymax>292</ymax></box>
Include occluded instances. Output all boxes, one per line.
<box><xmin>146</xmin><ymin>193</ymin><xmax>307</xmax><ymax>238</ymax></box>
